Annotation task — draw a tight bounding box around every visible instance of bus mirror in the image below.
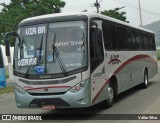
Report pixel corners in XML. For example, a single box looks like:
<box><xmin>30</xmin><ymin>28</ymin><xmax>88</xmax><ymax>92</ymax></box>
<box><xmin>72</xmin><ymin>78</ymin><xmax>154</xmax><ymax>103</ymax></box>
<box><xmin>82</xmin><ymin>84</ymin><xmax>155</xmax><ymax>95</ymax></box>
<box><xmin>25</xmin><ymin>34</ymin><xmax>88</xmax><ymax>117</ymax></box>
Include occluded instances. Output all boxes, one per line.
<box><xmin>4</xmin><ymin>32</ymin><xmax>17</xmax><ymax>56</ymax></box>
<box><xmin>91</xmin><ymin>22</ymin><xmax>98</xmax><ymax>28</ymax></box>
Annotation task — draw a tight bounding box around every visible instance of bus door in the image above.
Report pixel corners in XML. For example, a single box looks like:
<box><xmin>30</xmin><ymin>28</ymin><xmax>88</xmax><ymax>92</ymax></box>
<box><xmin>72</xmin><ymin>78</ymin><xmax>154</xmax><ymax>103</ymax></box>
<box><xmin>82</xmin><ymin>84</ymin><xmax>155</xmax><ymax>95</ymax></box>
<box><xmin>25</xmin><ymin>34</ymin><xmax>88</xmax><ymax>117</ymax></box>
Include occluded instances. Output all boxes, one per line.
<box><xmin>0</xmin><ymin>47</ymin><xmax>6</xmax><ymax>88</ymax></box>
<box><xmin>90</xmin><ymin>21</ymin><xmax>105</xmax><ymax>104</ymax></box>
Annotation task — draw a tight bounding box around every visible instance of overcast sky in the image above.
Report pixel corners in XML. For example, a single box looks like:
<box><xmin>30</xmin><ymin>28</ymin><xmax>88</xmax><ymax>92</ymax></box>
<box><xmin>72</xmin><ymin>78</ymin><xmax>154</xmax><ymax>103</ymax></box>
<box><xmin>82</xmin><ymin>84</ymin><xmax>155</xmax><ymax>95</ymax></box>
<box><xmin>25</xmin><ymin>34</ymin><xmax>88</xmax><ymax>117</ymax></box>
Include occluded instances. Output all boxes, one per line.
<box><xmin>1</xmin><ymin>0</ymin><xmax>160</xmax><ymax>26</ymax></box>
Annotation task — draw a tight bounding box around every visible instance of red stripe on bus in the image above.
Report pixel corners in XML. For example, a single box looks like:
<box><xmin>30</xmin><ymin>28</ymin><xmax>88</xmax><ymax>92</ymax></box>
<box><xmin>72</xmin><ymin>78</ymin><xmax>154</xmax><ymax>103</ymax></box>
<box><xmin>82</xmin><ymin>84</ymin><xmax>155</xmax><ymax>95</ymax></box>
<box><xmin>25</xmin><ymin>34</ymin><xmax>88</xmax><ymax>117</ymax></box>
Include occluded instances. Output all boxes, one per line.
<box><xmin>25</xmin><ymin>86</ymin><xmax>71</xmax><ymax>90</ymax></box>
<box><xmin>113</xmin><ymin>54</ymin><xmax>149</xmax><ymax>75</ymax></box>
<box><xmin>92</xmin><ymin>54</ymin><xmax>157</xmax><ymax>104</ymax></box>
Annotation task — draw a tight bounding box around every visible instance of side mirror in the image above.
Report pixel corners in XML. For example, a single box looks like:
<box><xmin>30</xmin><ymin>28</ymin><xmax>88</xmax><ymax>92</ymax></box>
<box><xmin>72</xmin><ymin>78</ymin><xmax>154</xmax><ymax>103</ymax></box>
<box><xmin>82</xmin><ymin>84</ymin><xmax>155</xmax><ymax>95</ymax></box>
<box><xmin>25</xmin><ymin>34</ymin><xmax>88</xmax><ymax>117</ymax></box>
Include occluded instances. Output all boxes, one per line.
<box><xmin>5</xmin><ymin>38</ymin><xmax>10</xmax><ymax>56</ymax></box>
<box><xmin>91</xmin><ymin>22</ymin><xmax>98</xmax><ymax>28</ymax></box>
<box><xmin>4</xmin><ymin>32</ymin><xmax>17</xmax><ymax>56</ymax></box>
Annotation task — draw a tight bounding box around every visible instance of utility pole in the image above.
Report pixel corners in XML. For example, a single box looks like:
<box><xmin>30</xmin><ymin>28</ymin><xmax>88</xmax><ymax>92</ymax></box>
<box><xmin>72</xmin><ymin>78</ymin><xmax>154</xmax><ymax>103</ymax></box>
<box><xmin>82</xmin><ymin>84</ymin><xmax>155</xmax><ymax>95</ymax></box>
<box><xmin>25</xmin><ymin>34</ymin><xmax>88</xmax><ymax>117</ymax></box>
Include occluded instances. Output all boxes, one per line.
<box><xmin>94</xmin><ymin>0</ymin><xmax>100</xmax><ymax>13</ymax></box>
<box><xmin>138</xmin><ymin>0</ymin><xmax>142</xmax><ymax>26</ymax></box>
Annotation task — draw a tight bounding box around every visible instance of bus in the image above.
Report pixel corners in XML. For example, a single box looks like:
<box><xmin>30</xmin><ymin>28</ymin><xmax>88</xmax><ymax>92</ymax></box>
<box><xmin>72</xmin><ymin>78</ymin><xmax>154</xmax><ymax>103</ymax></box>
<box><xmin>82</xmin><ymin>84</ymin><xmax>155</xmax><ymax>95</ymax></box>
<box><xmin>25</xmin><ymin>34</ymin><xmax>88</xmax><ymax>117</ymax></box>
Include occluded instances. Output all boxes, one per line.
<box><xmin>5</xmin><ymin>12</ymin><xmax>158</xmax><ymax>109</ymax></box>
<box><xmin>0</xmin><ymin>45</ymin><xmax>6</xmax><ymax>88</ymax></box>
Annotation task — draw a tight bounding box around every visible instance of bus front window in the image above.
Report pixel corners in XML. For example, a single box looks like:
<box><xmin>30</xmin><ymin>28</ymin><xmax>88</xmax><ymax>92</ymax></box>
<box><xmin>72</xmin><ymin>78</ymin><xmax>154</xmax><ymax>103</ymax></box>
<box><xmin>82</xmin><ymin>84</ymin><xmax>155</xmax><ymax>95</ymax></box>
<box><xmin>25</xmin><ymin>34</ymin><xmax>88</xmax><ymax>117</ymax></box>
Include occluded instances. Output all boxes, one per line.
<box><xmin>46</xmin><ymin>21</ymin><xmax>87</xmax><ymax>74</ymax></box>
<box><xmin>14</xmin><ymin>21</ymin><xmax>87</xmax><ymax>77</ymax></box>
<box><xmin>14</xmin><ymin>24</ymin><xmax>47</xmax><ymax>75</ymax></box>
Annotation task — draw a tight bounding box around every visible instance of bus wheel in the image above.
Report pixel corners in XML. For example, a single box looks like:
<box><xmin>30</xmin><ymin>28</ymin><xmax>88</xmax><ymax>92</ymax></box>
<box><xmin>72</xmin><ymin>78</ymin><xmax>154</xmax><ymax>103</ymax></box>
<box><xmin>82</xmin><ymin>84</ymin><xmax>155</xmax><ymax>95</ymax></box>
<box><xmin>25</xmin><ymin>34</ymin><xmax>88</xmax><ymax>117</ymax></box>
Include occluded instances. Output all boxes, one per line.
<box><xmin>141</xmin><ymin>70</ymin><xmax>148</xmax><ymax>89</ymax></box>
<box><xmin>101</xmin><ymin>82</ymin><xmax>114</xmax><ymax>108</ymax></box>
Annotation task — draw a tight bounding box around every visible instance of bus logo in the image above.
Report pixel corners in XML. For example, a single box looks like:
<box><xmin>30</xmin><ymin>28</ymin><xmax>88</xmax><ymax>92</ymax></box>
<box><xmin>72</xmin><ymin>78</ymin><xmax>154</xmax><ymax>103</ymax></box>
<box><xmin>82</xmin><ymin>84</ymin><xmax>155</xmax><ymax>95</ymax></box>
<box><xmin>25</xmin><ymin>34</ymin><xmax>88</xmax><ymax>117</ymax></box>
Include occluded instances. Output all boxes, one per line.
<box><xmin>44</xmin><ymin>88</ymin><xmax>48</xmax><ymax>92</ymax></box>
<box><xmin>108</xmin><ymin>55</ymin><xmax>121</xmax><ymax>65</ymax></box>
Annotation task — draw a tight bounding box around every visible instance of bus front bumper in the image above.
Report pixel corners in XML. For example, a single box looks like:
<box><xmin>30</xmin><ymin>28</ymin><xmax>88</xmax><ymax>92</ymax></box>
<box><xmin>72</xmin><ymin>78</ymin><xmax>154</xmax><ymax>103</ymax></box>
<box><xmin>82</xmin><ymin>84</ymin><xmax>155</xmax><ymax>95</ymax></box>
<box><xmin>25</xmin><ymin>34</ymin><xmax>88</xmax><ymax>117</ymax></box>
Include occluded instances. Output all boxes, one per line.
<box><xmin>14</xmin><ymin>84</ymin><xmax>91</xmax><ymax>109</ymax></box>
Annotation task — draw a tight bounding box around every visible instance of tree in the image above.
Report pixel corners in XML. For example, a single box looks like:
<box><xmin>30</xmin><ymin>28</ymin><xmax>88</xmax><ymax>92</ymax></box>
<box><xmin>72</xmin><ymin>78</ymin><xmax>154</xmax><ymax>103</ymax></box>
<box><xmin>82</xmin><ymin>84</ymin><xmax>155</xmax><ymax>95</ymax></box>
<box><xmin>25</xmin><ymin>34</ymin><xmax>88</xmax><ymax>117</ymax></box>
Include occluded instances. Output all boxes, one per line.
<box><xmin>101</xmin><ymin>7</ymin><xmax>129</xmax><ymax>23</ymax></box>
<box><xmin>0</xmin><ymin>0</ymin><xmax>65</xmax><ymax>80</ymax></box>
<box><xmin>0</xmin><ymin>0</ymin><xmax>65</xmax><ymax>46</ymax></box>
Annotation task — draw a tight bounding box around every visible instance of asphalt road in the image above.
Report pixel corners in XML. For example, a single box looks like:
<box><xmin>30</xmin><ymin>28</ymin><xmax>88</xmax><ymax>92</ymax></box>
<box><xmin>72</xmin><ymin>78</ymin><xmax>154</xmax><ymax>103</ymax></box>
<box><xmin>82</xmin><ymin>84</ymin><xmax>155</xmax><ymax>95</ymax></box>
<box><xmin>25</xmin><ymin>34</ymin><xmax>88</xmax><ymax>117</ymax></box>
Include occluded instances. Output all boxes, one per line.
<box><xmin>0</xmin><ymin>63</ymin><xmax>160</xmax><ymax>123</ymax></box>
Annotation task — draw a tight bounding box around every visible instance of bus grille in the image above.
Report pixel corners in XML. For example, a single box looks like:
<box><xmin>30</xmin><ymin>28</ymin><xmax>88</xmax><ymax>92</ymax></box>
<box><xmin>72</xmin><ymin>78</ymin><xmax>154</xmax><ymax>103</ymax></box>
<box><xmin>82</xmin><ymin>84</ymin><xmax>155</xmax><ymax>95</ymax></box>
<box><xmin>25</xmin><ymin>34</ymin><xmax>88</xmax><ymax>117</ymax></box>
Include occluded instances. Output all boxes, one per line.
<box><xmin>29</xmin><ymin>98</ymin><xmax>70</xmax><ymax>107</ymax></box>
<box><xmin>28</xmin><ymin>92</ymin><xmax>66</xmax><ymax>96</ymax></box>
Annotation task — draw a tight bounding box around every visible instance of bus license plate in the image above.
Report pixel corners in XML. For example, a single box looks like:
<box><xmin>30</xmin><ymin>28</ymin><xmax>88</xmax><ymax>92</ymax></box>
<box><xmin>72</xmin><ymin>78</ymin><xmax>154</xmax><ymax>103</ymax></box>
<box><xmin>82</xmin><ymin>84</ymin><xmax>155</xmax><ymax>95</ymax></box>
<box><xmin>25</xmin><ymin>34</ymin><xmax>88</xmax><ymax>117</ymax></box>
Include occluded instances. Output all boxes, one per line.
<box><xmin>42</xmin><ymin>105</ymin><xmax>55</xmax><ymax>110</ymax></box>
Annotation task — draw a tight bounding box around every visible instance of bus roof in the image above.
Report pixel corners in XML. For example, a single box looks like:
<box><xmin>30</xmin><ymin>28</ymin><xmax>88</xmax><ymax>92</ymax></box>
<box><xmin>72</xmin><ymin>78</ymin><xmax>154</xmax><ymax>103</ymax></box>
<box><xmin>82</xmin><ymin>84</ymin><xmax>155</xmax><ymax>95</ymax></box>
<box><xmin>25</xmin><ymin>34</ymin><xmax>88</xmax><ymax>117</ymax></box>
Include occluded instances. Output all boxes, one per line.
<box><xmin>19</xmin><ymin>12</ymin><xmax>154</xmax><ymax>34</ymax></box>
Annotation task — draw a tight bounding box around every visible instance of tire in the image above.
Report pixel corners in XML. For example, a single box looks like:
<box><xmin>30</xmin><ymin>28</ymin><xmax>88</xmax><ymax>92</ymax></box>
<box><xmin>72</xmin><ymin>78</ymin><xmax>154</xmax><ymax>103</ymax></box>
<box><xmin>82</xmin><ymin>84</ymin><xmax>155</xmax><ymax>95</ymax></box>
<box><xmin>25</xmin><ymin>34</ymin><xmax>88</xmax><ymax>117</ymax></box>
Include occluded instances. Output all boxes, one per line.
<box><xmin>141</xmin><ymin>70</ymin><xmax>148</xmax><ymax>89</ymax></box>
<box><xmin>101</xmin><ymin>82</ymin><xmax>115</xmax><ymax>108</ymax></box>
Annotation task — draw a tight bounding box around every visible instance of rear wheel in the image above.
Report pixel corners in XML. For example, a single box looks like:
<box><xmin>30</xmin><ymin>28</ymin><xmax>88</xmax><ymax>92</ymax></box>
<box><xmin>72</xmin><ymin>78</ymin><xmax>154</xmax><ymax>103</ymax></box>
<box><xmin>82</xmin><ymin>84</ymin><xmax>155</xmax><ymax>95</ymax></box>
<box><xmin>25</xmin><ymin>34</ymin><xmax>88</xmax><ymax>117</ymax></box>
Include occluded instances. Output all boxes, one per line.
<box><xmin>141</xmin><ymin>70</ymin><xmax>148</xmax><ymax>89</ymax></box>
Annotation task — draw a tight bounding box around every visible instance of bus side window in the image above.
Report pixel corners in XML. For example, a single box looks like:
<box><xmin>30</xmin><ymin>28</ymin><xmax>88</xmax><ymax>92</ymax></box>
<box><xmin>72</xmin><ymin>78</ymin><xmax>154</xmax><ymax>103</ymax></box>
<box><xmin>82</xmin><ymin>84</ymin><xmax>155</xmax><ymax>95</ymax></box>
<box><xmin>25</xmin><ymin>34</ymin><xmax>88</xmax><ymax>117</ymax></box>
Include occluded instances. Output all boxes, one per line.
<box><xmin>151</xmin><ymin>35</ymin><xmax>156</xmax><ymax>50</ymax></box>
<box><xmin>117</xmin><ymin>26</ymin><xmax>127</xmax><ymax>50</ymax></box>
<box><xmin>148</xmin><ymin>35</ymin><xmax>152</xmax><ymax>50</ymax></box>
<box><xmin>135</xmin><ymin>32</ymin><xmax>141</xmax><ymax>50</ymax></box>
<box><xmin>127</xmin><ymin>30</ymin><xmax>133</xmax><ymax>50</ymax></box>
<box><xmin>102</xmin><ymin>22</ymin><xmax>116</xmax><ymax>50</ymax></box>
<box><xmin>90</xmin><ymin>26</ymin><xmax>104</xmax><ymax>72</ymax></box>
<box><xmin>139</xmin><ymin>33</ymin><xmax>144</xmax><ymax>50</ymax></box>
<box><xmin>143</xmin><ymin>34</ymin><xmax>148</xmax><ymax>50</ymax></box>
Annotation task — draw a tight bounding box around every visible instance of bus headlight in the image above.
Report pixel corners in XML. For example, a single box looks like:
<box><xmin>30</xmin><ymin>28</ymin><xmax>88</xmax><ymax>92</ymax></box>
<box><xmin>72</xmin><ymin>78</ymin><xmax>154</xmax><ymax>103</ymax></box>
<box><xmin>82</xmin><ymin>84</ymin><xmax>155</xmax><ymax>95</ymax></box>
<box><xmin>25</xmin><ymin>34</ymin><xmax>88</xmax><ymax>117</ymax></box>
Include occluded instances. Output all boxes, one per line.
<box><xmin>14</xmin><ymin>84</ymin><xmax>26</xmax><ymax>95</ymax></box>
<box><xmin>69</xmin><ymin>79</ymin><xmax>88</xmax><ymax>93</ymax></box>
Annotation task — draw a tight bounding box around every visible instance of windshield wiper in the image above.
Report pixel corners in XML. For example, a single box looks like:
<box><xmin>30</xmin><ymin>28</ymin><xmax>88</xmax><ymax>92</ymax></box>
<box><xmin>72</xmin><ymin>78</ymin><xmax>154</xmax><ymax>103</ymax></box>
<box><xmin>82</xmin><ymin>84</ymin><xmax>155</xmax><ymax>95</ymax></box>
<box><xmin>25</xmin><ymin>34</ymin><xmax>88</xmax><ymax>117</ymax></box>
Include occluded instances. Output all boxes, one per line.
<box><xmin>52</xmin><ymin>34</ymin><xmax>67</xmax><ymax>76</ymax></box>
<box><xmin>25</xmin><ymin>36</ymin><xmax>43</xmax><ymax>78</ymax></box>
<box><xmin>37</xmin><ymin>36</ymin><xmax>43</xmax><ymax>65</ymax></box>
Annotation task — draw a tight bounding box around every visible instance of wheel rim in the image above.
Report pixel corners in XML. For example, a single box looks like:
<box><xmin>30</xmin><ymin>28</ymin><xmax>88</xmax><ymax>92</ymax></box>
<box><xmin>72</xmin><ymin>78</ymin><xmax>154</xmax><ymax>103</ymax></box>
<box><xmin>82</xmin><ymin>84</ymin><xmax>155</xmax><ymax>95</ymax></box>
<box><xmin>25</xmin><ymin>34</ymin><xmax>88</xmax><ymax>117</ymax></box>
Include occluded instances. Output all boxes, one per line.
<box><xmin>108</xmin><ymin>86</ymin><xmax>114</xmax><ymax>102</ymax></box>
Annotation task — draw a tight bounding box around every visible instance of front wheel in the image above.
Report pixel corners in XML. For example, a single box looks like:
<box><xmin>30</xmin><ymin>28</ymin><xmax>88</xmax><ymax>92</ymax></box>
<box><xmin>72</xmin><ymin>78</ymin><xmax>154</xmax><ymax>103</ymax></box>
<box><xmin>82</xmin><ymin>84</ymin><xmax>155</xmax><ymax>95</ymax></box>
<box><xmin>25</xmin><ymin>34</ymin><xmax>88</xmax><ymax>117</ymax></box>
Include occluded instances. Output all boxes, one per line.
<box><xmin>101</xmin><ymin>82</ymin><xmax>114</xmax><ymax>108</ymax></box>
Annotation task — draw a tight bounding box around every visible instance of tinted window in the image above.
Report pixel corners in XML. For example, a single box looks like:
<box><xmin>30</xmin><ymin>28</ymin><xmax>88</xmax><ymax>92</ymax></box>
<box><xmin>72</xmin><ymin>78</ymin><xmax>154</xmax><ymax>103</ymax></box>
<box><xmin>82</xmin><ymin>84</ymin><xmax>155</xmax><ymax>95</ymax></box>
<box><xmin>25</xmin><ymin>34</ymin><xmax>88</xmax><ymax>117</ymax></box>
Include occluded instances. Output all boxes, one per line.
<box><xmin>102</xmin><ymin>22</ymin><xmax>117</xmax><ymax>50</ymax></box>
<box><xmin>139</xmin><ymin>33</ymin><xmax>144</xmax><ymax>50</ymax></box>
<box><xmin>135</xmin><ymin>32</ymin><xmax>142</xmax><ymax>50</ymax></box>
<box><xmin>131</xmin><ymin>31</ymin><xmax>137</xmax><ymax>50</ymax></box>
<box><xmin>127</xmin><ymin>30</ymin><xmax>133</xmax><ymax>50</ymax></box>
<box><xmin>90</xmin><ymin>27</ymin><xmax>104</xmax><ymax>71</ymax></box>
<box><xmin>151</xmin><ymin>35</ymin><xmax>156</xmax><ymax>50</ymax></box>
<box><xmin>147</xmin><ymin>35</ymin><xmax>152</xmax><ymax>50</ymax></box>
<box><xmin>143</xmin><ymin>34</ymin><xmax>149</xmax><ymax>50</ymax></box>
<box><xmin>117</xmin><ymin>26</ymin><xmax>127</xmax><ymax>50</ymax></box>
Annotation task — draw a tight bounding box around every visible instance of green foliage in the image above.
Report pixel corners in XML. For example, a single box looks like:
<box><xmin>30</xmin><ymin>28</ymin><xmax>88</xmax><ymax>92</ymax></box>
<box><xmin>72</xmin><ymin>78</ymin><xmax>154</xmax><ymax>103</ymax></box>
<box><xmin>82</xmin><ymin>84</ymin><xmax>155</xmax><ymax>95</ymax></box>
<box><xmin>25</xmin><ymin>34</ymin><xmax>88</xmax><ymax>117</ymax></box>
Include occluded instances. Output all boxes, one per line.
<box><xmin>157</xmin><ymin>50</ymin><xmax>160</xmax><ymax>61</ymax></box>
<box><xmin>101</xmin><ymin>8</ymin><xmax>129</xmax><ymax>23</ymax></box>
<box><xmin>0</xmin><ymin>86</ymin><xmax>14</xmax><ymax>94</ymax></box>
<box><xmin>6</xmin><ymin>74</ymin><xmax>9</xmax><ymax>79</ymax></box>
<box><xmin>0</xmin><ymin>0</ymin><xmax>65</xmax><ymax>46</ymax></box>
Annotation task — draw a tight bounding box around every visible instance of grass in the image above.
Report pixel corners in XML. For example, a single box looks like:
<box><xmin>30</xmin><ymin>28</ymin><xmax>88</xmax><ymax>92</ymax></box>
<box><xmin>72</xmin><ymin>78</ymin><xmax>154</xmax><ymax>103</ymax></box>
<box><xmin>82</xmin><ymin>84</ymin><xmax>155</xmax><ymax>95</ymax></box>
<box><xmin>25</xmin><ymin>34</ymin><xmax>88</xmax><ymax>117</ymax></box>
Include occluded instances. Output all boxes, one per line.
<box><xmin>0</xmin><ymin>86</ymin><xmax>14</xmax><ymax>94</ymax></box>
<box><xmin>5</xmin><ymin>74</ymin><xmax>9</xmax><ymax>79</ymax></box>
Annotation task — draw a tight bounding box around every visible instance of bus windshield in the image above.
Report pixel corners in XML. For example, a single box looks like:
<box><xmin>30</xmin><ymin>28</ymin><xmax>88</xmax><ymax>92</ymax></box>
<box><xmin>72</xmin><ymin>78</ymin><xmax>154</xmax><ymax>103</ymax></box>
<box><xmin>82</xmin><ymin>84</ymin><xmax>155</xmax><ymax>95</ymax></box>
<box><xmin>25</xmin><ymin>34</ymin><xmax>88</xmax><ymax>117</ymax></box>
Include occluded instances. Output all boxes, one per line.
<box><xmin>14</xmin><ymin>21</ymin><xmax>87</xmax><ymax>76</ymax></box>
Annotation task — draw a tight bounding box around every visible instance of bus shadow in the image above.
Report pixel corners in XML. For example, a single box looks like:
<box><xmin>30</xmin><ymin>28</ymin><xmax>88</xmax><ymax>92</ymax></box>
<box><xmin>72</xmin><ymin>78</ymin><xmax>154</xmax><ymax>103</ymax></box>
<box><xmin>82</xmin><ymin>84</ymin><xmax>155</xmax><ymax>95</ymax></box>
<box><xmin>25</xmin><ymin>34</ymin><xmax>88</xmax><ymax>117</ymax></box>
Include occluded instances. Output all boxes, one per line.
<box><xmin>41</xmin><ymin>106</ymin><xmax>101</xmax><ymax>120</ymax></box>
<box><xmin>115</xmin><ymin>81</ymin><xmax>156</xmax><ymax>103</ymax></box>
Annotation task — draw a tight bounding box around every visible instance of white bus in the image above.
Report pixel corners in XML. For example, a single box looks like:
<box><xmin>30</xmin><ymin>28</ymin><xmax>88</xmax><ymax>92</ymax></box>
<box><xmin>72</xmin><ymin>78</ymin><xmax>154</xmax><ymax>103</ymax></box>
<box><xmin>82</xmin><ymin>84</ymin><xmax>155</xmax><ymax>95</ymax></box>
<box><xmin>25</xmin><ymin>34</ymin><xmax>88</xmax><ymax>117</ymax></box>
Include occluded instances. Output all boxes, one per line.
<box><xmin>5</xmin><ymin>12</ymin><xmax>158</xmax><ymax>109</ymax></box>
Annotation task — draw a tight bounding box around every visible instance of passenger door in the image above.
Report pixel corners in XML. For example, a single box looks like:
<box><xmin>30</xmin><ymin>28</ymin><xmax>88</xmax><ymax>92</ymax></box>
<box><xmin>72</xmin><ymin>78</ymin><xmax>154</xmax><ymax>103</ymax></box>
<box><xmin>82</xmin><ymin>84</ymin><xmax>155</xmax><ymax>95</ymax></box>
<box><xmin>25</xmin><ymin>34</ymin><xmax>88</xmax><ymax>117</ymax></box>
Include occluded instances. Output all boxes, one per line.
<box><xmin>90</xmin><ymin>20</ymin><xmax>106</xmax><ymax>104</ymax></box>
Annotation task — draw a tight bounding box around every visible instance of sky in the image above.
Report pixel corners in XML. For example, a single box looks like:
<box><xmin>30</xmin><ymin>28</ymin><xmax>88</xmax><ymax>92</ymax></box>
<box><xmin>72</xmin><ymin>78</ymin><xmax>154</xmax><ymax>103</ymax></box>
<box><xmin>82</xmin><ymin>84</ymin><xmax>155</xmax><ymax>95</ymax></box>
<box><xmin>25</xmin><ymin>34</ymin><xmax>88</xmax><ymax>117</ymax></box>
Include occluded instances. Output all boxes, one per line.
<box><xmin>0</xmin><ymin>0</ymin><xmax>160</xmax><ymax>26</ymax></box>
